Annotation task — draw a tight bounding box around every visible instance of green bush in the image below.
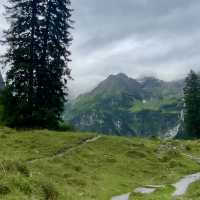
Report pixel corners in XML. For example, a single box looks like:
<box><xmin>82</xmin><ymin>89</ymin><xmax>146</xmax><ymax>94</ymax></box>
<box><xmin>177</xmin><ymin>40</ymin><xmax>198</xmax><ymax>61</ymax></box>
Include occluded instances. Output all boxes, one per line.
<box><xmin>14</xmin><ymin>179</ymin><xmax>32</xmax><ymax>195</ymax></box>
<box><xmin>0</xmin><ymin>160</ymin><xmax>30</xmax><ymax>177</ymax></box>
<box><xmin>41</xmin><ymin>182</ymin><xmax>59</xmax><ymax>200</ymax></box>
<box><xmin>56</xmin><ymin>123</ymin><xmax>76</xmax><ymax>132</ymax></box>
<box><xmin>0</xmin><ymin>184</ymin><xmax>10</xmax><ymax>195</ymax></box>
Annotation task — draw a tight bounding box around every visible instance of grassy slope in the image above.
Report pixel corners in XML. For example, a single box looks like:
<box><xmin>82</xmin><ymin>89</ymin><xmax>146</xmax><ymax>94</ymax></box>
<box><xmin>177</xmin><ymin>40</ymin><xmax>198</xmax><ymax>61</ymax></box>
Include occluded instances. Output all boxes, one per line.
<box><xmin>0</xmin><ymin>128</ymin><xmax>200</xmax><ymax>199</ymax></box>
<box><xmin>130</xmin><ymin>99</ymin><xmax>178</xmax><ymax>113</ymax></box>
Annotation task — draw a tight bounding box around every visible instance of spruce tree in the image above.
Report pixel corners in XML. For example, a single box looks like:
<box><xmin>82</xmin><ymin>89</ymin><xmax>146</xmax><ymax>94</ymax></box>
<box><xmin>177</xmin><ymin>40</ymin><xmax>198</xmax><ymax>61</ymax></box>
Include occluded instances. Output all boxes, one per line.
<box><xmin>2</xmin><ymin>0</ymin><xmax>73</xmax><ymax>128</ymax></box>
<box><xmin>184</xmin><ymin>70</ymin><xmax>200</xmax><ymax>138</ymax></box>
<box><xmin>2</xmin><ymin>0</ymin><xmax>41</xmax><ymax>126</ymax></box>
<box><xmin>35</xmin><ymin>0</ymin><xmax>73</xmax><ymax>128</ymax></box>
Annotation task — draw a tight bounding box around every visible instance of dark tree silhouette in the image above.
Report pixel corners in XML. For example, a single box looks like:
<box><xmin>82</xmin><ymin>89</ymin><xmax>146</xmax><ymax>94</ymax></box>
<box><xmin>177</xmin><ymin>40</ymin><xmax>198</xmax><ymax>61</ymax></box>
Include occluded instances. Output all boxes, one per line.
<box><xmin>184</xmin><ymin>70</ymin><xmax>200</xmax><ymax>138</ymax></box>
<box><xmin>2</xmin><ymin>0</ymin><xmax>73</xmax><ymax>128</ymax></box>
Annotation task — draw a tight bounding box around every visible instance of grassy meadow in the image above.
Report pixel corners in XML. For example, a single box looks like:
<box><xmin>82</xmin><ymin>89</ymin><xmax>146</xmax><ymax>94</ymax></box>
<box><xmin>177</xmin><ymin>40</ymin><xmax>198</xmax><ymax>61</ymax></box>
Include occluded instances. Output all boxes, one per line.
<box><xmin>0</xmin><ymin>128</ymin><xmax>199</xmax><ymax>199</ymax></box>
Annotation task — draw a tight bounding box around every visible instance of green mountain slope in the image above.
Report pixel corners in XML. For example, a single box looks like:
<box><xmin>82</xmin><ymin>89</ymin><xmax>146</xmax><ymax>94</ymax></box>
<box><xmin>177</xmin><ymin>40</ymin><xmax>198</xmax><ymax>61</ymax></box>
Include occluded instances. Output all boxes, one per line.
<box><xmin>64</xmin><ymin>74</ymin><xmax>184</xmax><ymax>136</ymax></box>
<box><xmin>0</xmin><ymin>128</ymin><xmax>200</xmax><ymax>200</ymax></box>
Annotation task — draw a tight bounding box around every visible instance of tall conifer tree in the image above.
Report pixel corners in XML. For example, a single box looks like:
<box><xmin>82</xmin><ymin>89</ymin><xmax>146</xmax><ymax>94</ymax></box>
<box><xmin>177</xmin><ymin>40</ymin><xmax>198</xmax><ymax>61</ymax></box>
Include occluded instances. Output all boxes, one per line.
<box><xmin>2</xmin><ymin>0</ymin><xmax>73</xmax><ymax>128</ymax></box>
<box><xmin>184</xmin><ymin>70</ymin><xmax>200</xmax><ymax>138</ymax></box>
<box><xmin>2</xmin><ymin>0</ymin><xmax>41</xmax><ymax>126</ymax></box>
<box><xmin>35</xmin><ymin>0</ymin><xmax>73</xmax><ymax>127</ymax></box>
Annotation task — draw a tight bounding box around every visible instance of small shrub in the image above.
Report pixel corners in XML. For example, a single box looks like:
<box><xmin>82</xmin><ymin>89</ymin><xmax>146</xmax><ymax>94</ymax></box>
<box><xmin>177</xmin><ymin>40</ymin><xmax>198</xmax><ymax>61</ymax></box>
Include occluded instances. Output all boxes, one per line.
<box><xmin>126</xmin><ymin>149</ymin><xmax>147</xmax><ymax>158</ymax></box>
<box><xmin>0</xmin><ymin>160</ymin><xmax>30</xmax><ymax>177</ymax></box>
<box><xmin>168</xmin><ymin>159</ymin><xmax>185</xmax><ymax>168</ymax></box>
<box><xmin>168</xmin><ymin>159</ymin><xmax>178</xmax><ymax>168</ymax></box>
<box><xmin>63</xmin><ymin>173</ymin><xmax>72</xmax><ymax>179</ymax></box>
<box><xmin>0</xmin><ymin>160</ymin><xmax>17</xmax><ymax>173</ymax></box>
<box><xmin>0</xmin><ymin>184</ymin><xmax>10</xmax><ymax>195</ymax></box>
<box><xmin>168</xmin><ymin>149</ymin><xmax>181</xmax><ymax>157</ymax></box>
<box><xmin>73</xmin><ymin>165</ymin><xmax>82</xmax><ymax>172</ymax></box>
<box><xmin>67</xmin><ymin>178</ymin><xmax>86</xmax><ymax>187</ymax></box>
<box><xmin>0</xmin><ymin>134</ymin><xmax>7</xmax><ymax>139</ymax></box>
<box><xmin>56</xmin><ymin>123</ymin><xmax>75</xmax><ymax>132</ymax></box>
<box><xmin>185</xmin><ymin>145</ymin><xmax>192</xmax><ymax>151</ymax></box>
<box><xmin>106</xmin><ymin>157</ymin><xmax>117</xmax><ymax>163</ymax></box>
<box><xmin>16</xmin><ymin>163</ymin><xmax>30</xmax><ymax>177</ymax></box>
<box><xmin>150</xmin><ymin>135</ymin><xmax>159</xmax><ymax>140</ymax></box>
<box><xmin>159</xmin><ymin>155</ymin><xmax>171</xmax><ymax>162</ymax></box>
<box><xmin>14</xmin><ymin>179</ymin><xmax>32</xmax><ymax>195</ymax></box>
<box><xmin>41</xmin><ymin>182</ymin><xmax>59</xmax><ymax>200</ymax></box>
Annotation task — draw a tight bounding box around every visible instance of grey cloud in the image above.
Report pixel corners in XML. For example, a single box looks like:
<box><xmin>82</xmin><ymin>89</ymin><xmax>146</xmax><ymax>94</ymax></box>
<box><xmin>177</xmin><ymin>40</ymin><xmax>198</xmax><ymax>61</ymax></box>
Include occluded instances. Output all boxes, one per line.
<box><xmin>0</xmin><ymin>0</ymin><xmax>200</xmax><ymax>96</ymax></box>
<box><xmin>69</xmin><ymin>0</ymin><xmax>200</xmax><ymax>96</ymax></box>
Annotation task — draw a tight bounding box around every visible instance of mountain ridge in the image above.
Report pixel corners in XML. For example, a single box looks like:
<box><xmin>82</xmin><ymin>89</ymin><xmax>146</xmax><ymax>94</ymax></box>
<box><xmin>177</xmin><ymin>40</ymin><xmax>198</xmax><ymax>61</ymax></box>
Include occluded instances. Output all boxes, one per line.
<box><xmin>64</xmin><ymin>73</ymin><xmax>184</xmax><ymax>136</ymax></box>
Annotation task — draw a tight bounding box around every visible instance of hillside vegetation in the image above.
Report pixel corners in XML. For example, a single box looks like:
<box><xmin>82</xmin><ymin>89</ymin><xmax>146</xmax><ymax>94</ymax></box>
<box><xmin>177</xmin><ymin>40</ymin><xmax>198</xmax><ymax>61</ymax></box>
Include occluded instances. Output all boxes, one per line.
<box><xmin>0</xmin><ymin>128</ymin><xmax>200</xmax><ymax>199</ymax></box>
<box><xmin>130</xmin><ymin>98</ymin><xmax>179</xmax><ymax>113</ymax></box>
<box><xmin>65</xmin><ymin>74</ymin><xmax>184</xmax><ymax>137</ymax></box>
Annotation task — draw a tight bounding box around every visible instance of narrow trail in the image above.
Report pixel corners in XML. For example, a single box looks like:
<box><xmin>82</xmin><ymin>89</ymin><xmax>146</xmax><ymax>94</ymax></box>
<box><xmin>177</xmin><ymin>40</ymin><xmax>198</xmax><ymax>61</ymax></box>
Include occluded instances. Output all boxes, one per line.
<box><xmin>111</xmin><ymin>186</ymin><xmax>157</xmax><ymax>200</ymax></box>
<box><xmin>111</xmin><ymin>153</ymin><xmax>200</xmax><ymax>200</ymax></box>
<box><xmin>111</xmin><ymin>193</ymin><xmax>130</xmax><ymax>200</ymax></box>
<box><xmin>172</xmin><ymin>172</ymin><xmax>200</xmax><ymax>196</ymax></box>
<box><xmin>27</xmin><ymin>135</ymin><xmax>101</xmax><ymax>164</ymax></box>
<box><xmin>170</xmin><ymin>154</ymin><xmax>200</xmax><ymax>196</ymax></box>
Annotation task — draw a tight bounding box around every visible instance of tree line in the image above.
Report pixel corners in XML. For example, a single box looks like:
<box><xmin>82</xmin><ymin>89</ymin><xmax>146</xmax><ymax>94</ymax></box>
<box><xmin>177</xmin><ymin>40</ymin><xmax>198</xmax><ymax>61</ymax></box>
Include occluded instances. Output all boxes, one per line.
<box><xmin>1</xmin><ymin>0</ymin><xmax>73</xmax><ymax>128</ymax></box>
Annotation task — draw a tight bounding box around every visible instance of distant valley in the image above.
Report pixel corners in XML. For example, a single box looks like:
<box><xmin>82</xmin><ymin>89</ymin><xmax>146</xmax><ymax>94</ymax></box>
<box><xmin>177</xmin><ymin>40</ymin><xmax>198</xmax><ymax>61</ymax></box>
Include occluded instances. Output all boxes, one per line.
<box><xmin>64</xmin><ymin>73</ymin><xmax>184</xmax><ymax>137</ymax></box>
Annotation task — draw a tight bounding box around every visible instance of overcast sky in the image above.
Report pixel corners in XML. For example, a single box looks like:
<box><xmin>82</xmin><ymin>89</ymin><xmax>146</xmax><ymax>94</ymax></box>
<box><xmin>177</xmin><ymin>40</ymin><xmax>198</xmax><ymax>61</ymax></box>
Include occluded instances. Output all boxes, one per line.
<box><xmin>1</xmin><ymin>0</ymin><xmax>200</xmax><ymax>96</ymax></box>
